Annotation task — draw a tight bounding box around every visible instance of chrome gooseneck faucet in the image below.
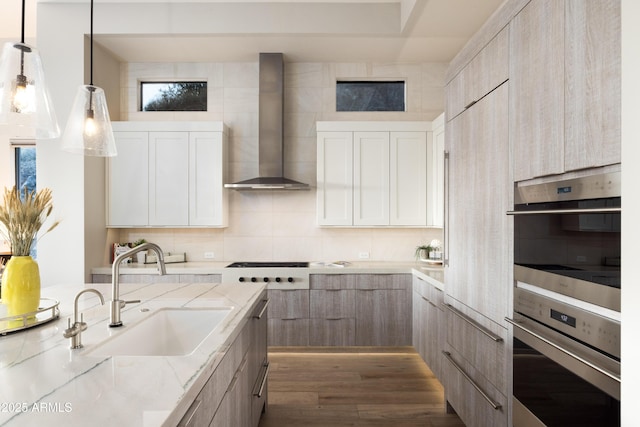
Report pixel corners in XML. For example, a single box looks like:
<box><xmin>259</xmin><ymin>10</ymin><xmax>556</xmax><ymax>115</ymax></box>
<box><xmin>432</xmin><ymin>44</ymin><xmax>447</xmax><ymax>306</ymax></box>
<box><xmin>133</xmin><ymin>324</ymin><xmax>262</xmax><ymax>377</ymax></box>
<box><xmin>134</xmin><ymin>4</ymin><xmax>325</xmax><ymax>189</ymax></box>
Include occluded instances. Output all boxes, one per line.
<box><xmin>110</xmin><ymin>242</ymin><xmax>166</xmax><ymax>327</ymax></box>
<box><xmin>64</xmin><ymin>288</ymin><xmax>105</xmax><ymax>349</ymax></box>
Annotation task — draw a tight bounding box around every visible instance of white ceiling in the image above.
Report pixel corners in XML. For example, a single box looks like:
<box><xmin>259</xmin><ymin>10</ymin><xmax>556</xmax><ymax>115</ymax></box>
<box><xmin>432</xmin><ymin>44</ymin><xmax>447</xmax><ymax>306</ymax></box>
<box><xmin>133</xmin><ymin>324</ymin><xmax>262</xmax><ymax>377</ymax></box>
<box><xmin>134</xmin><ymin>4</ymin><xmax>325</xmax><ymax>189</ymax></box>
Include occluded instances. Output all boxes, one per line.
<box><xmin>86</xmin><ymin>0</ymin><xmax>505</xmax><ymax>63</ymax></box>
<box><xmin>1</xmin><ymin>0</ymin><xmax>505</xmax><ymax>63</ymax></box>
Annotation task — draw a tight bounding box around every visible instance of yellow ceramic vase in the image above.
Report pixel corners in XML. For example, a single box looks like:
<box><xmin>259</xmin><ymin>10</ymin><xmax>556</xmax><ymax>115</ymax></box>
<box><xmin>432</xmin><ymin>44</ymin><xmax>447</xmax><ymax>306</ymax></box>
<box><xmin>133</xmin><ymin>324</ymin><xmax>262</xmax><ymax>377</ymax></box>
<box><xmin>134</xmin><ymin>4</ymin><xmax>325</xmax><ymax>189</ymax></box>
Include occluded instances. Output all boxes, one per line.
<box><xmin>2</xmin><ymin>256</ymin><xmax>41</xmax><ymax>321</ymax></box>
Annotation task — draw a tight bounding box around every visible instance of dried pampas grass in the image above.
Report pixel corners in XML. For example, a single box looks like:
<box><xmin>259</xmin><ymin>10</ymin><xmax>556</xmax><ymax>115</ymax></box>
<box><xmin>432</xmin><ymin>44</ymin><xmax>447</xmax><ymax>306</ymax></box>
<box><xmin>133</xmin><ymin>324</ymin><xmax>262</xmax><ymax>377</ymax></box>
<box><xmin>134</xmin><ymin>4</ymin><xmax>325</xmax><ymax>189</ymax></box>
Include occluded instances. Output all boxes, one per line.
<box><xmin>0</xmin><ymin>187</ymin><xmax>60</xmax><ymax>256</ymax></box>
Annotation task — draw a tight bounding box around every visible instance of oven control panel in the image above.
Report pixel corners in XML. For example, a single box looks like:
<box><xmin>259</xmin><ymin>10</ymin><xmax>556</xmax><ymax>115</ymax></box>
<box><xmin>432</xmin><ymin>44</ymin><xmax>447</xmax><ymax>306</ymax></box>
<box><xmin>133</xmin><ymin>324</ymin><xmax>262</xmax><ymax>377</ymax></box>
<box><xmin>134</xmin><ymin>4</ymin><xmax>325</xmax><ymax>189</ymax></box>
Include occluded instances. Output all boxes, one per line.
<box><xmin>514</xmin><ymin>286</ymin><xmax>620</xmax><ymax>359</ymax></box>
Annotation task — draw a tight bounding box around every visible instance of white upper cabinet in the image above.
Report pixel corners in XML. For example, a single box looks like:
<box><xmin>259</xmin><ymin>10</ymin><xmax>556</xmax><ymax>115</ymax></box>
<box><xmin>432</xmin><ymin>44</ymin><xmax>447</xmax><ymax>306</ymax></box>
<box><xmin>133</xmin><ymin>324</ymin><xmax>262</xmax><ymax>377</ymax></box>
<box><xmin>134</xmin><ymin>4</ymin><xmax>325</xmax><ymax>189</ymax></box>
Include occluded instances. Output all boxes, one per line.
<box><xmin>354</xmin><ymin>131</ymin><xmax>390</xmax><ymax>226</ymax></box>
<box><xmin>107</xmin><ymin>122</ymin><xmax>228</xmax><ymax>228</ymax></box>
<box><xmin>107</xmin><ymin>131</ymin><xmax>149</xmax><ymax>227</ymax></box>
<box><xmin>149</xmin><ymin>132</ymin><xmax>190</xmax><ymax>226</ymax></box>
<box><xmin>316</xmin><ymin>131</ymin><xmax>353</xmax><ymax>226</ymax></box>
<box><xmin>317</xmin><ymin>121</ymin><xmax>440</xmax><ymax>227</ymax></box>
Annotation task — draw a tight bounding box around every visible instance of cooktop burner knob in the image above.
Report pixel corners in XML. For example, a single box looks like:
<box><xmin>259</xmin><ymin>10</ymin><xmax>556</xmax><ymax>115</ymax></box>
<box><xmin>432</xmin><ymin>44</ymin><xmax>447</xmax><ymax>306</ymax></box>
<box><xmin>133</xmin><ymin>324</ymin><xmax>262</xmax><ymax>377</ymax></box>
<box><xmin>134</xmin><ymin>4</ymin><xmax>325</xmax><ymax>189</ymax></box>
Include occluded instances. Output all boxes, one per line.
<box><xmin>275</xmin><ymin>277</ymin><xmax>282</xmax><ymax>282</ymax></box>
<box><xmin>287</xmin><ymin>277</ymin><xmax>294</xmax><ymax>283</ymax></box>
<box><xmin>263</xmin><ymin>277</ymin><xmax>270</xmax><ymax>283</ymax></box>
<box><xmin>251</xmin><ymin>277</ymin><xmax>257</xmax><ymax>282</ymax></box>
<box><xmin>238</xmin><ymin>277</ymin><xmax>245</xmax><ymax>283</ymax></box>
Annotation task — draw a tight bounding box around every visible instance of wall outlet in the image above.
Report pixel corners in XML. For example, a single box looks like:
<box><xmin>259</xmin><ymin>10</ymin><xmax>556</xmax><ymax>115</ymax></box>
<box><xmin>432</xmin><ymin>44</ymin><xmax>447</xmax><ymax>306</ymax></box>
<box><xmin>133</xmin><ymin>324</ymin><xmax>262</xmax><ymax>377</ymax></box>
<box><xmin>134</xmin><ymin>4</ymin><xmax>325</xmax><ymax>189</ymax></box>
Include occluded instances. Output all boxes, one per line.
<box><xmin>204</xmin><ymin>252</ymin><xmax>215</xmax><ymax>259</ymax></box>
<box><xmin>576</xmin><ymin>255</ymin><xmax>587</xmax><ymax>263</ymax></box>
<box><xmin>358</xmin><ymin>252</ymin><xmax>370</xmax><ymax>259</ymax></box>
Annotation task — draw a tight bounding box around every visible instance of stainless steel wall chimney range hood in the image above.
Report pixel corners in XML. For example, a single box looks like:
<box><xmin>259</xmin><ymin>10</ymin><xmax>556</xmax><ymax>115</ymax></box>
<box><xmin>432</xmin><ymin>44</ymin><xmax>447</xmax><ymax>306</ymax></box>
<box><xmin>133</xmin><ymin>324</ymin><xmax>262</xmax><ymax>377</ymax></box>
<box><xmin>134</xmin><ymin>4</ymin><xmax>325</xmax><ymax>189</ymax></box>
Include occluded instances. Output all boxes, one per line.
<box><xmin>225</xmin><ymin>53</ymin><xmax>309</xmax><ymax>190</ymax></box>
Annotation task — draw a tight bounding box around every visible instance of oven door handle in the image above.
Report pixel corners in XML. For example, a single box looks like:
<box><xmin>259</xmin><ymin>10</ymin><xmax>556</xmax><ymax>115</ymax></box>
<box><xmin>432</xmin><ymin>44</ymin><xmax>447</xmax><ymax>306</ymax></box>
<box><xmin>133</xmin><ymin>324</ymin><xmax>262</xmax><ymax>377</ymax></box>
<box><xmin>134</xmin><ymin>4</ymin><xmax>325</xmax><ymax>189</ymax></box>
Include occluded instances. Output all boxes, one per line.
<box><xmin>505</xmin><ymin>317</ymin><xmax>620</xmax><ymax>383</ymax></box>
<box><xmin>506</xmin><ymin>207</ymin><xmax>621</xmax><ymax>215</ymax></box>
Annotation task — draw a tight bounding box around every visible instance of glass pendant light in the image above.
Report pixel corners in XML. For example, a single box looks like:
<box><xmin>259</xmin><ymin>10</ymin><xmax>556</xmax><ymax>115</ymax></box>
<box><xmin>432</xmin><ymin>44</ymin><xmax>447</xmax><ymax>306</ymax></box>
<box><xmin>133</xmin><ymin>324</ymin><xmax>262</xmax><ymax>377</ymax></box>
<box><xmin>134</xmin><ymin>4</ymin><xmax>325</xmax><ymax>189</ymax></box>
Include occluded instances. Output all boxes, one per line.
<box><xmin>61</xmin><ymin>0</ymin><xmax>117</xmax><ymax>157</ymax></box>
<box><xmin>0</xmin><ymin>0</ymin><xmax>60</xmax><ymax>138</ymax></box>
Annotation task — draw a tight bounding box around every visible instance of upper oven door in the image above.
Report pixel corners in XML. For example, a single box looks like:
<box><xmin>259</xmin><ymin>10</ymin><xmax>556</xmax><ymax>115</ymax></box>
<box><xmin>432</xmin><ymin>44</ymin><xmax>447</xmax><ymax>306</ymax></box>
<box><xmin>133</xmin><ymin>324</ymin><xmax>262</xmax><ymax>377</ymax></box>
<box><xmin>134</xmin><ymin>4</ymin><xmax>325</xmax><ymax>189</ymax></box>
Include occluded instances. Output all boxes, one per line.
<box><xmin>508</xmin><ymin>172</ymin><xmax>621</xmax><ymax>311</ymax></box>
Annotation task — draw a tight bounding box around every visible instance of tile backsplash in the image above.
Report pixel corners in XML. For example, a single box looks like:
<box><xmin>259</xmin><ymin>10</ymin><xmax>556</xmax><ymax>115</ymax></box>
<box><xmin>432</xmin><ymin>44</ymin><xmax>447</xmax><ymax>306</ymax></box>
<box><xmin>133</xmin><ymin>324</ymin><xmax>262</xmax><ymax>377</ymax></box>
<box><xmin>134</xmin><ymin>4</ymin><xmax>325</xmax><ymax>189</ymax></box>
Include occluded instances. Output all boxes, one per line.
<box><xmin>114</xmin><ymin>59</ymin><xmax>445</xmax><ymax>263</ymax></box>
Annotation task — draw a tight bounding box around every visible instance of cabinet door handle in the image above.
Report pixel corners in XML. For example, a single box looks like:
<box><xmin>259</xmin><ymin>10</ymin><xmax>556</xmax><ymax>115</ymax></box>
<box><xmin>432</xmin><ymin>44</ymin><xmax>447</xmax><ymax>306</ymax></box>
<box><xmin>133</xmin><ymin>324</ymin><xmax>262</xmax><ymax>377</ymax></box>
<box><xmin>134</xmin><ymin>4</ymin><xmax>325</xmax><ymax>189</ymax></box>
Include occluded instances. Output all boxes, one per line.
<box><xmin>282</xmin><ymin>318</ymin><xmax>298</xmax><ymax>321</ymax></box>
<box><xmin>326</xmin><ymin>317</ymin><xmax>344</xmax><ymax>320</ymax></box>
<box><xmin>177</xmin><ymin>399</ymin><xmax>202</xmax><ymax>427</ymax></box>
<box><xmin>444</xmin><ymin>304</ymin><xmax>503</xmax><ymax>342</ymax></box>
<box><xmin>254</xmin><ymin>298</ymin><xmax>270</xmax><ymax>319</ymax></box>
<box><xmin>254</xmin><ymin>362</ymin><xmax>271</xmax><ymax>398</ymax></box>
<box><xmin>464</xmin><ymin>100</ymin><xmax>477</xmax><ymax>109</ymax></box>
<box><xmin>442</xmin><ymin>351</ymin><xmax>502</xmax><ymax>410</ymax></box>
<box><xmin>506</xmin><ymin>207</ymin><xmax>621</xmax><ymax>215</ymax></box>
<box><xmin>505</xmin><ymin>317</ymin><xmax>620</xmax><ymax>383</ymax></box>
<box><xmin>443</xmin><ymin>150</ymin><xmax>450</xmax><ymax>267</ymax></box>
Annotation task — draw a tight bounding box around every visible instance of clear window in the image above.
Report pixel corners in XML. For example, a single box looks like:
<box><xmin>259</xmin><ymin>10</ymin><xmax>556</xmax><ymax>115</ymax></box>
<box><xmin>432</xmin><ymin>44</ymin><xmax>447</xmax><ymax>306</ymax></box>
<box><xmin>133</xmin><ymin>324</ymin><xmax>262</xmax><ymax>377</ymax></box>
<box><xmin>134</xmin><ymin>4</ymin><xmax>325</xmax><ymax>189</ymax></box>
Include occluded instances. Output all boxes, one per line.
<box><xmin>14</xmin><ymin>145</ymin><xmax>36</xmax><ymax>196</ymax></box>
<box><xmin>336</xmin><ymin>80</ymin><xmax>405</xmax><ymax>112</ymax></box>
<box><xmin>140</xmin><ymin>81</ymin><xmax>207</xmax><ymax>112</ymax></box>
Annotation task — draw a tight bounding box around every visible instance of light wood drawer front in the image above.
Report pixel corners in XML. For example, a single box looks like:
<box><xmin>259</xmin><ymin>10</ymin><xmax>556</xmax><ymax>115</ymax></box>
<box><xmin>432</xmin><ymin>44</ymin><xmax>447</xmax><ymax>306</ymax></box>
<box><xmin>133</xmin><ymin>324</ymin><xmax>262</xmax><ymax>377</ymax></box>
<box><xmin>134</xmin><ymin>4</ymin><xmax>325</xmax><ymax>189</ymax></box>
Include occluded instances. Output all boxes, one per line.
<box><xmin>310</xmin><ymin>274</ymin><xmax>357</xmax><ymax>290</ymax></box>
<box><xmin>356</xmin><ymin>273</ymin><xmax>411</xmax><ymax>290</ymax></box>
<box><xmin>267</xmin><ymin>290</ymin><xmax>309</xmax><ymax>319</ymax></box>
<box><xmin>443</xmin><ymin>346</ymin><xmax>508</xmax><ymax>427</ymax></box>
<box><xmin>309</xmin><ymin>319</ymin><xmax>356</xmax><ymax>346</ymax></box>
<box><xmin>267</xmin><ymin>319</ymin><xmax>309</xmax><ymax>346</ymax></box>
<box><xmin>445</xmin><ymin>304</ymin><xmax>508</xmax><ymax>392</ymax></box>
<box><xmin>310</xmin><ymin>289</ymin><xmax>356</xmax><ymax>318</ymax></box>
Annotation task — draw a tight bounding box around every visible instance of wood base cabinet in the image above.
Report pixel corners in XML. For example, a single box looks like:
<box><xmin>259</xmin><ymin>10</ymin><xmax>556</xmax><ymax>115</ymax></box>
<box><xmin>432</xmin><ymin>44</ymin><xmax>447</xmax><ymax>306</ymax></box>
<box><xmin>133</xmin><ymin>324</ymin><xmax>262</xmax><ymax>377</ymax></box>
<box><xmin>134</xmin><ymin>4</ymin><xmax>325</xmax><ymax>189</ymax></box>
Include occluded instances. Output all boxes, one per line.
<box><xmin>267</xmin><ymin>290</ymin><xmax>309</xmax><ymax>346</ymax></box>
<box><xmin>178</xmin><ymin>293</ymin><xmax>269</xmax><ymax>427</ymax></box>
<box><xmin>412</xmin><ymin>275</ymin><xmax>445</xmax><ymax>381</ymax></box>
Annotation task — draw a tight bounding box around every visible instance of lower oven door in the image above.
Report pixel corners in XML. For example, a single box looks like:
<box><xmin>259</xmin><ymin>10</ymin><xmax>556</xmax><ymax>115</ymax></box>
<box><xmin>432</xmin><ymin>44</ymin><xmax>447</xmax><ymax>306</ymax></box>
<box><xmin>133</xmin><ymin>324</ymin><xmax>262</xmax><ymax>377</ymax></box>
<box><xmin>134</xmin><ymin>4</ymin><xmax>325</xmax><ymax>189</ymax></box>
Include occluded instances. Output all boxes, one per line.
<box><xmin>507</xmin><ymin>315</ymin><xmax>620</xmax><ymax>427</ymax></box>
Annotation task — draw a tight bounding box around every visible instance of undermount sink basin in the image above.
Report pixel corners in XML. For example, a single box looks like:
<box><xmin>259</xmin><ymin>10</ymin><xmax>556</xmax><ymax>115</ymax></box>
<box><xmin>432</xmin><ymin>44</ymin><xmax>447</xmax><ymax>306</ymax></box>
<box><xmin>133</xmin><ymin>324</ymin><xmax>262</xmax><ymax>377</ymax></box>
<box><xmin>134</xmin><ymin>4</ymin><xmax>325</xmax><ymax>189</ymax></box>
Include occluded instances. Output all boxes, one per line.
<box><xmin>86</xmin><ymin>307</ymin><xmax>233</xmax><ymax>357</ymax></box>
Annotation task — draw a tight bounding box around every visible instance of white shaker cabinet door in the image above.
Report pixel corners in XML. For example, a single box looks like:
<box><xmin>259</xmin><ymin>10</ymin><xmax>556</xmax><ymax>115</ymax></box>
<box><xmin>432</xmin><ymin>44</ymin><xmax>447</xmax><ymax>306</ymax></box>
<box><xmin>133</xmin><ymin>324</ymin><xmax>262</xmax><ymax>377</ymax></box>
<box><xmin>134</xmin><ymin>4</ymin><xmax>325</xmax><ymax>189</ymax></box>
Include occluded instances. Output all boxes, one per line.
<box><xmin>189</xmin><ymin>132</ymin><xmax>228</xmax><ymax>226</ymax></box>
<box><xmin>149</xmin><ymin>131</ymin><xmax>189</xmax><ymax>226</ymax></box>
<box><xmin>317</xmin><ymin>131</ymin><xmax>353</xmax><ymax>226</ymax></box>
<box><xmin>108</xmin><ymin>132</ymin><xmax>149</xmax><ymax>227</ymax></box>
<box><xmin>390</xmin><ymin>131</ymin><xmax>427</xmax><ymax>226</ymax></box>
<box><xmin>354</xmin><ymin>131</ymin><xmax>390</xmax><ymax>226</ymax></box>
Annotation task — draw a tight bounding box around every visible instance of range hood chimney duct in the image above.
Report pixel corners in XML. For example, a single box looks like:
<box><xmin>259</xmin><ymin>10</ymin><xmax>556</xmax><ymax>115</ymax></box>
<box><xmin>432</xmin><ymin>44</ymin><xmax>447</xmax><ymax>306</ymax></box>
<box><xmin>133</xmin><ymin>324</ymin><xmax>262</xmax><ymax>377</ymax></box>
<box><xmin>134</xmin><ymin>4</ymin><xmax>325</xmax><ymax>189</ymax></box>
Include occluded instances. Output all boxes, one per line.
<box><xmin>225</xmin><ymin>53</ymin><xmax>309</xmax><ymax>190</ymax></box>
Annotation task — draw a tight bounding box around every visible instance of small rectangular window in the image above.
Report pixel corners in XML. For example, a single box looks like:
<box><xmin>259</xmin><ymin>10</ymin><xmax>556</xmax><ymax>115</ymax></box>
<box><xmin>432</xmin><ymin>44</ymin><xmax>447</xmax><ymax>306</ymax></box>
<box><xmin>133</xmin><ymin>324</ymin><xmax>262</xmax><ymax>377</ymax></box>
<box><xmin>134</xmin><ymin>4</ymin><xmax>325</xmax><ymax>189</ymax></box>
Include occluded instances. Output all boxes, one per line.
<box><xmin>13</xmin><ymin>144</ymin><xmax>36</xmax><ymax>195</ymax></box>
<box><xmin>140</xmin><ymin>81</ymin><xmax>207</xmax><ymax>112</ymax></box>
<box><xmin>336</xmin><ymin>80</ymin><xmax>405</xmax><ymax>112</ymax></box>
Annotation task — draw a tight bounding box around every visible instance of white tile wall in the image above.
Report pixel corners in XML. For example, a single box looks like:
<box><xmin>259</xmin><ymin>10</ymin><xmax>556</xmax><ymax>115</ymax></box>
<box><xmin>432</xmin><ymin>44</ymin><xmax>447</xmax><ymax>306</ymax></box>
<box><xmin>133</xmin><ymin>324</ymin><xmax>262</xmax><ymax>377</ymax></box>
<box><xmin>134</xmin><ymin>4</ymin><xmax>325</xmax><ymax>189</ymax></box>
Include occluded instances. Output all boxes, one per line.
<box><xmin>116</xmin><ymin>59</ymin><xmax>445</xmax><ymax>262</ymax></box>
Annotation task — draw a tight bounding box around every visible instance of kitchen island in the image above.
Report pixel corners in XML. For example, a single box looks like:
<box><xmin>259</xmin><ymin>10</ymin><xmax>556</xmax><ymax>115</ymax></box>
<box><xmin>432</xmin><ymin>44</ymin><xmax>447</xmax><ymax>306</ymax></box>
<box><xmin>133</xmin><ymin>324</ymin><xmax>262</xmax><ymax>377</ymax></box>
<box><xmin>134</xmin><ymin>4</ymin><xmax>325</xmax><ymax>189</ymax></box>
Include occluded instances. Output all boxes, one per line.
<box><xmin>0</xmin><ymin>281</ymin><xmax>266</xmax><ymax>427</ymax></box>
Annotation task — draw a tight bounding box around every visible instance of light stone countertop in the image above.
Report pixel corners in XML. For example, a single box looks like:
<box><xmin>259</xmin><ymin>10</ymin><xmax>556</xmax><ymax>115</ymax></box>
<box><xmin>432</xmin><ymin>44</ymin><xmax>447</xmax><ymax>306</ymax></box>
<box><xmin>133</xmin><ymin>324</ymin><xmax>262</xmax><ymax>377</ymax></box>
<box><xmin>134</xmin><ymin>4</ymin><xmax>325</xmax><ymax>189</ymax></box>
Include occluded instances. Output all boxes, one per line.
<box><xmin>91</xmin><ymin>261</ymin><xmax>445</xmax><ymax>290</ymax></box>
<box><xmin>0</xmin><ymin>281</ymin><xmax>266</xmax><ymax>427</ymax></box>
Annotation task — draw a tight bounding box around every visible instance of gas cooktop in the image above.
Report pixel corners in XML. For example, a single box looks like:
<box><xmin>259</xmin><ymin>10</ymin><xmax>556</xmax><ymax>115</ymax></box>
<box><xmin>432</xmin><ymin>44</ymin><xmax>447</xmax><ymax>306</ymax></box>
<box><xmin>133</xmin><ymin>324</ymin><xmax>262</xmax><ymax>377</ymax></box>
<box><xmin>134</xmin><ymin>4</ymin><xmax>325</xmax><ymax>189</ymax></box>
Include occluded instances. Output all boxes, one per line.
<box><xmin>226</xmin><ymin>262</ymin><xmax>309</xmax><ymax>268</ymax></box>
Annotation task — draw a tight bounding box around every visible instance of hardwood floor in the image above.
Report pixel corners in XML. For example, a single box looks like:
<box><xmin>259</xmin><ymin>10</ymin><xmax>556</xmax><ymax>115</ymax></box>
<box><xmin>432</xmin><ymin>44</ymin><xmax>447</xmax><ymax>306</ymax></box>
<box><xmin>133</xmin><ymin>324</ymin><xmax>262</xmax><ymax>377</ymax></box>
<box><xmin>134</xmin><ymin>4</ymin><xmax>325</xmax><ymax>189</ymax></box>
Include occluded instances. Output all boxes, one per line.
<box><xmin>259</xmin><ymin>347</ymin><xmax>465</xmax><ymax>427</ymax></box>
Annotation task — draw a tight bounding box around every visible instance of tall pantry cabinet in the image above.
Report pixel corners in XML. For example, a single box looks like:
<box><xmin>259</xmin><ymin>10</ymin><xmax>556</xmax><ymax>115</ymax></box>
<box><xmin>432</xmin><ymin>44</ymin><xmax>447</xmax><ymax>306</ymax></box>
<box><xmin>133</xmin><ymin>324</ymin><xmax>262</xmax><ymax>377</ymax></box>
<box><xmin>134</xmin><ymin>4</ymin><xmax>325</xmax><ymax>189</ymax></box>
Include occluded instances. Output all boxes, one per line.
<box><xmin>443</xmin><ymin>17</ymin><xmax>513</xmax><ymax>427</ymax></box>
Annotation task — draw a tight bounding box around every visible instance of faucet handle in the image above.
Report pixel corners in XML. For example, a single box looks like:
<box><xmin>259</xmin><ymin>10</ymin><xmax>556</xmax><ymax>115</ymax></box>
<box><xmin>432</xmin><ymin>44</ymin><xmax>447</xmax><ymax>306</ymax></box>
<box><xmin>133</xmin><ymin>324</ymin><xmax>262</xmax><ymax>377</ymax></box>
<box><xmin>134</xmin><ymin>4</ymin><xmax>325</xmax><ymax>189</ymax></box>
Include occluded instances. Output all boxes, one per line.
<box><xmin>120</xmin><ymin>299</ymin><xmax>141</xmax><ymax>308</ymax></box>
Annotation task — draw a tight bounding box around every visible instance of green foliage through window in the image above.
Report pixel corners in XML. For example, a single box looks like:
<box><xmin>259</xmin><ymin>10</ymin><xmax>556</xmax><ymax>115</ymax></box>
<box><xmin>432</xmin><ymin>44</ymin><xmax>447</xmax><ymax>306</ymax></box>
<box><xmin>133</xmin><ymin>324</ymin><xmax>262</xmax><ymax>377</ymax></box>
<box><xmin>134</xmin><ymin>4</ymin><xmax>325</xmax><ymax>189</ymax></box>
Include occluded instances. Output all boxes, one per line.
<box><xmin>141</xmin><ymin>82</ymin><xmax>207</xmax><ymax>112</ymax></box>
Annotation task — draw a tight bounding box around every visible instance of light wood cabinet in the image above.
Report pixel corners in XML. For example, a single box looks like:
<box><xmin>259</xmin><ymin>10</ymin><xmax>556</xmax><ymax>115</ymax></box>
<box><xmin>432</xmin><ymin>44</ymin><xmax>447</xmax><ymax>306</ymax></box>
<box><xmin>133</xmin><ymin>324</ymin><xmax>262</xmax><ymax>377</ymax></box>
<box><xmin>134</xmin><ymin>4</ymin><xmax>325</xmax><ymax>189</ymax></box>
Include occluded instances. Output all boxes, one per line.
<box><xmin>178</xmin><ymin>293</ymin><xmax>268</xmax><ymax>427</ymax></box>
<box><xmin>307</xmin><ymin>274</ymin><xmax>412</xmax><ymax>346</ymax></box>
<box><xmin>412</xmin><ymin>275</ymin><xmax>445</xmax><ymax>381</ymax></box>
<box><xmin>511</xmin><ymin>0</ymin><xmax>621</xmax><ymax>181</ymax></box>
<box><xmin>316</xmin><ymin>122</ymin><xmax>437</xmax><ymax>227</ymax></box>
<box><xmin>446</xmin><ymin>27</ymin><xmax>509</xmax><ymax>121</ymax></box>
<box><xmin>446</xmin><ymin>83</ymin><xmax>511</xmax><ymax>326</ymax></box>
<box><xmin>510</xmin><ymin>0</ymin><xmax>565</xmax><ymax>181</ymax></box>
<box><xmin>355</xmin><ymin>274</ymin><xmax>412</xmax><ymax>346</ymax></box>
<box><xmin>444</xmin><ymin>44</ymin><xmax>511</xmax><ymax>427</ymax></box>
<box><xmin>564</xmin><ymin>0</ymin><xmax>621</xmax><ymax>171</ymax></box>
<box><xmin>267</xmin><ymin>289</ymin><xmax>309</xmax><ymax>346</ymax></box>
<box><xmin>108</xmin><ymin>122</ymin><xmax>228</xmax><ymax>227</ymax></box>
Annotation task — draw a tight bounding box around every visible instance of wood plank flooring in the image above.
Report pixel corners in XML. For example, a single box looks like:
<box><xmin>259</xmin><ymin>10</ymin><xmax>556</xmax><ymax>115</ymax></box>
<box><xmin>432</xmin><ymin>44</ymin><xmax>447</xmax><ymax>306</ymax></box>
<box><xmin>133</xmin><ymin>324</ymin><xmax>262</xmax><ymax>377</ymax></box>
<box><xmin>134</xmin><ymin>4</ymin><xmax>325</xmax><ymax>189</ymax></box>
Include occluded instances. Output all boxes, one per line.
<box><xmin>258</xmin><ymin>347</ymin><xmax>465</xmax><ymax>427</ymax></box>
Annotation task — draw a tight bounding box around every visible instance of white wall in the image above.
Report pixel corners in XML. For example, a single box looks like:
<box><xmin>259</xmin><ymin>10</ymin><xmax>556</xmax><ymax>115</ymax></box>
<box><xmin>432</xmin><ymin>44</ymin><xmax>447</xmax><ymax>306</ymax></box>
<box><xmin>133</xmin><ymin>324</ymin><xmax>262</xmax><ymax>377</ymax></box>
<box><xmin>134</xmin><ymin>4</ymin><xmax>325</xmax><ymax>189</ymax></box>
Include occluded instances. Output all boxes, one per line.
<box><xmin>621</xmin><ymin>0</ymin><xmax>640</xmax><ymax>422</ymax></box>
<box><xmin>34</xmin><ymin>1</ymin><xmax>444</xmax><ymax>285</ymax></box>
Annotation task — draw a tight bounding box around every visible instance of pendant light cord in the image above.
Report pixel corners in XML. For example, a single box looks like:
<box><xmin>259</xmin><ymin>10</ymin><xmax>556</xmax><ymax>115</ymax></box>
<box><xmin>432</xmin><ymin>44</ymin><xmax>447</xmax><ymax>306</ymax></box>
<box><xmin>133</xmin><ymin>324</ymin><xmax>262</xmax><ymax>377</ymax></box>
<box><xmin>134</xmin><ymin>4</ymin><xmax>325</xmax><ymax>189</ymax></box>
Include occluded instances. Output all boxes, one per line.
<box><xmin>20</xmin><ymin>0</ymin><xmax>26</xmax><ymax>44</ymax></box>
<box><xmin>90</xmin><ymin>0</ymin><xmax>94</xmax><ymax>86</ymax></box>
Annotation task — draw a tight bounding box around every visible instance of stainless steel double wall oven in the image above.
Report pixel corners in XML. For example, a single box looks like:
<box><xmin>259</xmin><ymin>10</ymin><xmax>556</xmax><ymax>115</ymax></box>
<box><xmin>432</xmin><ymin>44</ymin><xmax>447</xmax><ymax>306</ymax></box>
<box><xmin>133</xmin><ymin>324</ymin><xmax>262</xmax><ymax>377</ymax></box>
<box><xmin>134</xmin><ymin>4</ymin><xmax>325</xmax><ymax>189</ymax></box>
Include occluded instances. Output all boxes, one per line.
<box><xmin>507</xmin><ymin>171</ymin><xmax>621</xmax><ymax>427</ymax></box>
